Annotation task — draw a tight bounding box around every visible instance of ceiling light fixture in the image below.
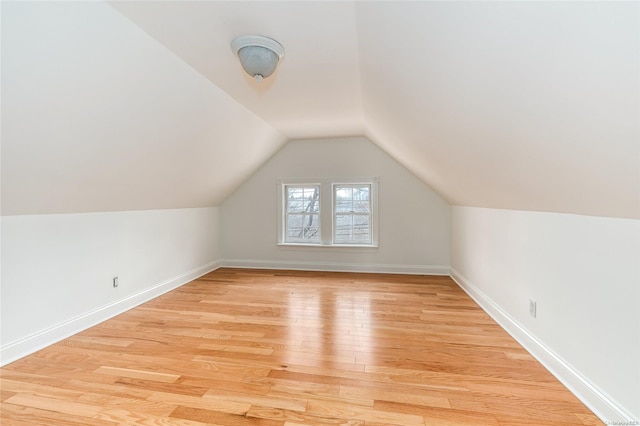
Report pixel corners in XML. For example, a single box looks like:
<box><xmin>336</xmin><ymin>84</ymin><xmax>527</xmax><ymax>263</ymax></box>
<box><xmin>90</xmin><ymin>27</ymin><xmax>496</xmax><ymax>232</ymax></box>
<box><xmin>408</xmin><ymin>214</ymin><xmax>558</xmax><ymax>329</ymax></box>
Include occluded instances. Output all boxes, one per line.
<box><xmin>231</xmin><ymin>35</ymin><xmax>285</xmax><ymax>83</ymax></box>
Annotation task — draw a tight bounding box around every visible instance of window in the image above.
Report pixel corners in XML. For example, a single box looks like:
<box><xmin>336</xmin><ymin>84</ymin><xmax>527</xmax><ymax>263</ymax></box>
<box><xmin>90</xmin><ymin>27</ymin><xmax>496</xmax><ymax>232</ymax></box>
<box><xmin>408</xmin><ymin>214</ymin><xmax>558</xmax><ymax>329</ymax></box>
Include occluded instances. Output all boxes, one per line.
<box><xmin>334</xmin><ymin>184</ymin><xmax>372</xmax><ymax>245</ymax></box>
<box><xmin>278</xmin><ymin>178</ymin><xmax>377</xmax><ymax>247</ymax></box>
<box><xmin>284</xmin><ymin>185</ymin><xmax>320</xmax><ymax>244</ymax></box>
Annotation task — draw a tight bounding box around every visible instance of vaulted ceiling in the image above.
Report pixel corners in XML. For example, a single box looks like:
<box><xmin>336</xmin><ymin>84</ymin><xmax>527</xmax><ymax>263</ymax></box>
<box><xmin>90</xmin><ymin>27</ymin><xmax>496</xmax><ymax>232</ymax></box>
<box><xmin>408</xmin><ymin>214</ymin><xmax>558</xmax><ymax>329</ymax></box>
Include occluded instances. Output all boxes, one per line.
<box><xmin>2</xmin><ymin>1</ymin><xmax>638</xmax><ymax>218</ymax></box>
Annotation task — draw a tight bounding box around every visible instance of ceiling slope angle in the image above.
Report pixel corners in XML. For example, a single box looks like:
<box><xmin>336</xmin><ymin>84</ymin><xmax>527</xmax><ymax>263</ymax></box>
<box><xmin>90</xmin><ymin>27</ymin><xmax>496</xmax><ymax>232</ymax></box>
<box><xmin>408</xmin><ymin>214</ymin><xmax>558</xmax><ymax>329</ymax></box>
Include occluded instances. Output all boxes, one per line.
<box><xmin>108</xmin><ymin>1</ymin><xmax>365</xmax><ymax>139</ymax></box>
<box><xmin>1</xmin><ymin>1</ymin><xmax>286</xmax><ymax>216</ymax></box>
<box><xmin>4</xmin><ymin>1</ymin><xmax>638</xmax><ymax>219</ymax></box>
<box><xmin>357</xmin><ymin>1</ymin><xmax>640</xmax><ymax>219</ymax></box>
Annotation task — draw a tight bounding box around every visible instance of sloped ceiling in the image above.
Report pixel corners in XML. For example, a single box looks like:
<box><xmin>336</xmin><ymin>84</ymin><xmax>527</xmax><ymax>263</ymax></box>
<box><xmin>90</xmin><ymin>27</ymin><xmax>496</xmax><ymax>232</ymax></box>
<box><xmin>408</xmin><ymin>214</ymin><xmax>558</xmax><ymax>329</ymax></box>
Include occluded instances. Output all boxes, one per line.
<box><xmin>2</xmin><ymin>1</ymin><xmax>638</xmax><ymax>219</ymax></box>
<box><xmin>108</xmin><ymin>1</ymin><xmax>364</xmax><ymax>139</ymax></box>
<box><xmin>1</xmin><ymin>1</ymin><xmax>286</xmax><ymax>215</ymax></box>
<box><xmin>358</xmin><ymin>2</ymin><xmax>639</xmax><ymax>219</ymax></box>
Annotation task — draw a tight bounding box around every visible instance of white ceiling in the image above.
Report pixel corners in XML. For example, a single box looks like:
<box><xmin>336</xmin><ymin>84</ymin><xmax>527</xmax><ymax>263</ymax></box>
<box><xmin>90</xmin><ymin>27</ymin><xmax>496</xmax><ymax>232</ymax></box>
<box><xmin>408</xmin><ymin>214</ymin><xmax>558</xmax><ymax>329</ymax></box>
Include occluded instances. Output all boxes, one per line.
<box><xmin>108</xmin><ymin>1</ymin><xmax>365</xmax><ymax>139</ymax></box>
<box><xmin>2</xmin><ymin>1</ymin><xmax>639</xmax><ymax>218</ymax></box>
<box><xmin>357</xmin><ymin>2</ymin><xmax>640</xmax><ymax>218</ymax></box>
<box><xmin>1</xmin><ymin>1</ymin><xmax>286</xmax><ymax>215</ymax></box>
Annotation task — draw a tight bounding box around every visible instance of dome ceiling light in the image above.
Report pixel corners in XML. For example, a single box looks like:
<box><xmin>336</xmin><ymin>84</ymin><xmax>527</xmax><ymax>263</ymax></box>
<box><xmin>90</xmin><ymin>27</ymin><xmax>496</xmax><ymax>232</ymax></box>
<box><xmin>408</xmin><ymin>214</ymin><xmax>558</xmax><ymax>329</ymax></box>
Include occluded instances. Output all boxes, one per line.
<box><xmin>231</xmin><ymin>35</ymin><xmax>285</xmax><ymax>83</ymax></box>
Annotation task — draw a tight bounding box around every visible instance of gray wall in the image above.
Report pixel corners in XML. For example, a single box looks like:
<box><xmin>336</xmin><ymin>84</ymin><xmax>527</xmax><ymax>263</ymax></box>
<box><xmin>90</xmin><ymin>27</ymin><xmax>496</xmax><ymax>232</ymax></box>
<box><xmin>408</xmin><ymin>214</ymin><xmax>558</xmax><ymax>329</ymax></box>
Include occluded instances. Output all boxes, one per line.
<box><xmin>221</xmin><ymin>137</ymin><xmax>450</xmax><ymax>273</ymax></box>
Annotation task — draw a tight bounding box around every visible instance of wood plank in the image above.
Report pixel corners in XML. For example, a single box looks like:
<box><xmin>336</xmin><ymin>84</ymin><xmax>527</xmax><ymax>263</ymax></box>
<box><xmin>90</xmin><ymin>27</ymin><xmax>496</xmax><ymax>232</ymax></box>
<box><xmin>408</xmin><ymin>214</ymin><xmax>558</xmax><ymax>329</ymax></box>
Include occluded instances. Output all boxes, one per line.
<box><xmin>94</xmin><ymin>366</ymin><xmax>181</xmax><ymax>383</ymax></box>
<box><xmin>3</xmin><ymin>394</ymin><xmax>102</xmax><ymax>417</ymax></box>
<box><xmin>0</xmin><ymin>268</ymin><xmax>603</xmax><ymax>425</ymax></box>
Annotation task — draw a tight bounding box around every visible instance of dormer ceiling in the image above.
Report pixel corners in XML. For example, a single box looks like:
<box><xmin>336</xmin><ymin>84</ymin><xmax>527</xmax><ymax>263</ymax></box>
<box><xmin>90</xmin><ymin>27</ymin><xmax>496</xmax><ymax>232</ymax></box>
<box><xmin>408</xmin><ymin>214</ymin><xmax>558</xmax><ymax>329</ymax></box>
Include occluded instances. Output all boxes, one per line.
<box><xmin>2</xmin><ymin>1</ymin><xmax>638</xmax><ymax>219</ymax></box>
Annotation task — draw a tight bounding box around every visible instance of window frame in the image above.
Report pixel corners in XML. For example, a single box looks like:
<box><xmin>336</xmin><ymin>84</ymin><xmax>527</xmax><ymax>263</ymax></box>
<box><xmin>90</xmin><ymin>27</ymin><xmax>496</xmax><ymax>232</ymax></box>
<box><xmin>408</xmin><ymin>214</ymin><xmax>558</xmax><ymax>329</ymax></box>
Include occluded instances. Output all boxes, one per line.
<box><xmin>283</xmin><ymin>183</ymin><xmax>321</xmax><ymax>244</ymax></box>
<box><xmin>332</xmin><ymin>183</ymin><xmax>373</xmax><ymax>245</ymax></box>
<box><xmin>277</xmin><ymin>178</ymin><xmax>378</xmax><ymax>249</ymax></box>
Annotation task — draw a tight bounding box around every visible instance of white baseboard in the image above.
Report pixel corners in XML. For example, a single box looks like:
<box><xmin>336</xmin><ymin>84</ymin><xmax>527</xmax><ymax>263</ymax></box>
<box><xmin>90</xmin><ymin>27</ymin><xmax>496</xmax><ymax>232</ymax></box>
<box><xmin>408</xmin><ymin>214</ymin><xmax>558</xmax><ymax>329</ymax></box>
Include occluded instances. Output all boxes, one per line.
<box><xmin>0</xmin><ymin>260</ymin><xmax>221</xmax><ymax>367</ymax></box>
<box><xmin>450</xmin><ymin>268</ymin><xmax>637</xmax><ymax>424</ymax></box>
<box><xmin>221</xmin><ymin>258</ymin><xmax>450</xmax><ymax>276</ymax></box>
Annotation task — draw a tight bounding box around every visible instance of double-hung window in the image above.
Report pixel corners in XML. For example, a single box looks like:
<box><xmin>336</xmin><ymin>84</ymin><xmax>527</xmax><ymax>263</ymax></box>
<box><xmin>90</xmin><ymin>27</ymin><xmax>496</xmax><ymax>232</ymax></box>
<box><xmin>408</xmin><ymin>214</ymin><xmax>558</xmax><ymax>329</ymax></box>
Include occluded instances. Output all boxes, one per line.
<box><xmin>284</xmin><ymin>185</ymin><xmax>321</xmax><ymax>244</ymax></box>
<box><xmin>278</xmin><ymin>179</ymin><xmax>377</xmax><ymax>247</ymax></box>
<box><xmin>334</xmin><ymin>184</ymin><xmax>372</xmax><ymax>245</ymax></box>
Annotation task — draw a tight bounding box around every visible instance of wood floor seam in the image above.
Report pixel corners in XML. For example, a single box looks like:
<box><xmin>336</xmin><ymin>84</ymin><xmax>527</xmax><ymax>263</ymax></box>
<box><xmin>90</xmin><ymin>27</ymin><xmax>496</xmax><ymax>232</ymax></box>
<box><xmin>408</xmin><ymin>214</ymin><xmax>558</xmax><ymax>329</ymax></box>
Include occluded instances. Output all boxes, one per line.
<box><xmin>0</xmin><ymin>268</ymin><xmax>602</xmax><ymax>425</ymax></box>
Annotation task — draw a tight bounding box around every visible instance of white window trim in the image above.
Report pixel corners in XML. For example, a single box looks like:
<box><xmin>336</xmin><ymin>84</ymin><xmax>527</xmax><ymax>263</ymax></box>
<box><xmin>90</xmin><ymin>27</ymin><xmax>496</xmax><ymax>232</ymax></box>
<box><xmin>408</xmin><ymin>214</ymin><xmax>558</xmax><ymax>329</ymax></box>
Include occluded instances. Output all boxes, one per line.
<box><xmin>282</xmin><ymin>183</ymin><xmax>321</xmax><ymax>244</ymax></box>
<box><xmin>277</xmin><ymin>178</ymin><xmax>378</xmax><ymax>250</ymax></box>
<box><xmin>332</xmin><ymin>182</ymin><xmax>376</xmax><ymax>246</ymax></box>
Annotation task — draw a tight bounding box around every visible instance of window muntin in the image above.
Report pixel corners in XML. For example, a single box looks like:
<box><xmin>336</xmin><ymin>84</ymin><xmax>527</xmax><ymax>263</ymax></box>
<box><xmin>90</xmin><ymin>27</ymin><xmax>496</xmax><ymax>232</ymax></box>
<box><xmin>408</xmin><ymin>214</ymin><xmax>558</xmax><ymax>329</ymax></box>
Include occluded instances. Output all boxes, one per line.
<box><xmin>334</xmin><ymin>184</ymin><xmax>372</xmax><ymax>244</ymax></box>
<box><xmin>284</xmin><ymin>185</ymin><xmax>321</xmax><ymax>244</ymax></box>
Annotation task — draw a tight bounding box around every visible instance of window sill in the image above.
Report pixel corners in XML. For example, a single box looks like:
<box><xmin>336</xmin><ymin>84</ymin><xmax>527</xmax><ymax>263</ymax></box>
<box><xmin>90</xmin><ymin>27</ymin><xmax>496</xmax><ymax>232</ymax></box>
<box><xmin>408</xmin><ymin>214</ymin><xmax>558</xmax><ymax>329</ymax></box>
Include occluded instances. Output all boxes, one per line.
<box><xmin>277</xmin><ymin>243</ymin><xmax>378</xmax><ymax>252</ymax></box>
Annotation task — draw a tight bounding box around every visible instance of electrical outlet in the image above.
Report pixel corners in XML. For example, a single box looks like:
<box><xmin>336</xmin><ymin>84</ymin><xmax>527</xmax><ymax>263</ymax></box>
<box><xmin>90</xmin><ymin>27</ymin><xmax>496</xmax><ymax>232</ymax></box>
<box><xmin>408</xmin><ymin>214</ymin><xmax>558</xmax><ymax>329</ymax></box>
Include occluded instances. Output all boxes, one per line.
<box><xmin>529</xmin><ymin>300</ymin><xmax>537</xmax><ymax>318</ymax></box>
<box><xmin>113</xmin><ymin>276</ymin><xmax>119</xmax><ymax>288</ymax></box>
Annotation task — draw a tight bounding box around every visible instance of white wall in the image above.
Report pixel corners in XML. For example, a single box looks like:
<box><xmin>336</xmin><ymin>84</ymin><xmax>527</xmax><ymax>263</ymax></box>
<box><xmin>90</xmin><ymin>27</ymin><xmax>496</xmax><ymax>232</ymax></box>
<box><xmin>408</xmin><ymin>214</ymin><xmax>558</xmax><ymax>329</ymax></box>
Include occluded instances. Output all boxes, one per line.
<box><xmin>451</xmin><ymin>206</ymin><xmax>640</xmax><ymax>422</ymax></box>
<box><xmin>221</xmin><ymin>137</ymin><xmax>450</xmax><ymax>274</ymax></box>
<box><xmin>0</xmin><ymin>207</ymin><xmax>221</xmax><ymax>366</ymax></box>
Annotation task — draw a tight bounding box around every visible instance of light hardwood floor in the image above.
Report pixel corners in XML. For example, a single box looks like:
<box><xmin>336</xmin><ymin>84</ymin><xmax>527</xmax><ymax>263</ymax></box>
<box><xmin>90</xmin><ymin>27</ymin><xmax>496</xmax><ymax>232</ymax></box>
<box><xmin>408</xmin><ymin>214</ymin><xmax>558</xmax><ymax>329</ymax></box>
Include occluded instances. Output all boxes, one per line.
<box><xmin>0</xmin><ymin>268</ymin><xmax>602</xmax><ymax>425</ymax></box>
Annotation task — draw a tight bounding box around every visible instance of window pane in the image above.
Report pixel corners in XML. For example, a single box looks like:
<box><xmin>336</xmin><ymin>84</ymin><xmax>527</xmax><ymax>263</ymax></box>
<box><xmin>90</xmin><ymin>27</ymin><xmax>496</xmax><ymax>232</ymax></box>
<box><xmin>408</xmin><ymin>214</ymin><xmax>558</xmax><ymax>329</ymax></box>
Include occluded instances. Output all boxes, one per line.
<box><xmin>335</xmin><ymin>200</ymin><xmax>352</xmax><ymax>213</ymax></box>
<box><xmin>335</xmin><ymin>213</ymin><xmax>370</xmax><ymax>244</ymax></box>
<box><xmin>287</xmin><ymin>200</ymin><xmax>304</xmax><ymax>213</ymax></box>
<box><xmin>335</xmin><ymin>187</ymin><xmax>352</xmax><ymax>201</ymax></box>
<box><xmin>353</xmin><ymin>200</ymin><xmax>370</xmax><ymax>213</ymax></box>
<box><xmin>334</xmin><ymin>214</ymin><xmax>352</xmax><ymax>242</ymax></box>
<box><xmin>353</xmin><ymin>215</ymin><xmax>371</xmax><ymax>243</ymax></box>
<box><xmin>288</xmin><ymin>186</ymin><xmax>319</xmax><ymax>198</ymax></box>
<box><xmin>303</xmin><ymin>187</ymin><xmax>316</xmax><ymax>199</ymax></box>
<box><xmin>286</xmin><ymin>215</ymin><xmax>303</xmax><ymax>237</ymax></box>
<box><xmin>287</xmin><ymin>187</ymin><xmax>302</xmax><ymax>200</ymax></box>
<box><xmin>353</xmin><ymin>186</ymin><xmax>369</xmax><ymax>200</ymax></box>
<box><xmin>303</xmin><ymin>223</ymin><xmax>319</xmax><ymax>240</ymax></box>
<box><xmin>303</xmin><ymin>196</ymin><xmax>319</xmax><ymax>213</ymax></box>
<box><xmin>288</xmin><ymin>186</ymin><xmax>319</xmax><ymax>212</ymax></box>
<box><xmin>286</xmin><ymin>213</ymin><xmax>320</xmax><ymax>243</ymax></box>
<box><xmin>335</xmin><ymin>186</ymin><xmax>370</xmax><ymax>205</ymax></box>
